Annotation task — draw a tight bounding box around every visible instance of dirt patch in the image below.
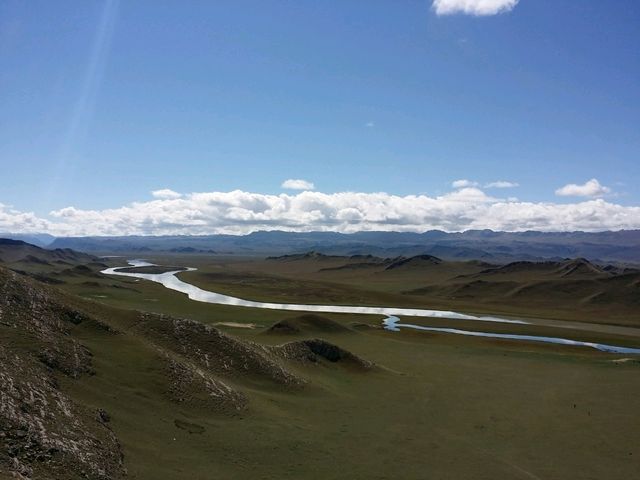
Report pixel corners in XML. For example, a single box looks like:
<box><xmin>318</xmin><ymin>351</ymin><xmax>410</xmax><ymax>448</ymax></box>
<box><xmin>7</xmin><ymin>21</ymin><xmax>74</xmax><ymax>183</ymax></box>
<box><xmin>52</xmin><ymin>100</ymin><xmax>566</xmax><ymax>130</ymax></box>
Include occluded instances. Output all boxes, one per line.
<box><xmin>174</xmin><ymin>419</ymin><xmax>205</xmax><ymax>434</ymax></box>
<box><xmin>214</xmin><ymin>322</ymin><xmax>258</xmax><ymax>329</ymax></box>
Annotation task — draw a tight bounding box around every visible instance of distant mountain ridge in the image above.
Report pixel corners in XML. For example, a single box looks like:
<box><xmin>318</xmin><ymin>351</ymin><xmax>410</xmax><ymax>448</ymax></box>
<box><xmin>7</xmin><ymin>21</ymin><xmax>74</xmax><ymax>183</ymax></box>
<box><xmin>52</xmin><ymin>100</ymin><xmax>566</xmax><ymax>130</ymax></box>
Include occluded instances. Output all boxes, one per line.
<box><xmin>0</xmin><ymin>232</ymin><xmax>55</xmax><ymax>247</ymax></box>
<box><xmin>0</xmin><ymin>238</ymin><xmax>95</xmax><ymax>264</ymax></box>
<box><xmin>43</xmin><ymin>230</ymin><xmax>640</xmax><ymax>264</ymax></box>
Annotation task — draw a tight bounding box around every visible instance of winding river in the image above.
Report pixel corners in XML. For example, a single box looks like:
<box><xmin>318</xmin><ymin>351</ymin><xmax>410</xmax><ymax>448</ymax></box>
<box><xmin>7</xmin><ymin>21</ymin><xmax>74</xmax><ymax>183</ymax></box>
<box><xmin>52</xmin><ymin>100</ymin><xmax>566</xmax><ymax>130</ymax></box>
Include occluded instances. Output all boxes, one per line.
<box><xmin>383</xmin><ymin>317</ymin><xmax>640</xmax><ymax>354</ymax></box>
<box><xmin>102</xmin><ymin>260</ymin><xmax>640</xmax><ymax>355</ymax></box>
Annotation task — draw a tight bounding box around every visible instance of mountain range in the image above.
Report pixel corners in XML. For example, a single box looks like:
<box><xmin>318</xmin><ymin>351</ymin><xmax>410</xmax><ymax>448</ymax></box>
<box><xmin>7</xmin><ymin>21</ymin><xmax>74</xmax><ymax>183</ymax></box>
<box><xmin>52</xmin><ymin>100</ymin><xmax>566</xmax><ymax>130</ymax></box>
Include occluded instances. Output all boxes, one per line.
<box><xmin>2</xmin><ymin>230</ymin><xmax>637</xmax><ymax>264</ymax></box>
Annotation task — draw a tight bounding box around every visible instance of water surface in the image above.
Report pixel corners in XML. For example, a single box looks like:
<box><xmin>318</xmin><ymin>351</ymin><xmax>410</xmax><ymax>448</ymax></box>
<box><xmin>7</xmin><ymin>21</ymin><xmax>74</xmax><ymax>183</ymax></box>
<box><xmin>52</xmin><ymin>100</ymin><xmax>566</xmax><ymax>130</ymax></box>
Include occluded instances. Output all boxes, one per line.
<box><xmin>383</xmin><ymin>316</ymin><xmax>640</xmax><ymax>355</ymax></box>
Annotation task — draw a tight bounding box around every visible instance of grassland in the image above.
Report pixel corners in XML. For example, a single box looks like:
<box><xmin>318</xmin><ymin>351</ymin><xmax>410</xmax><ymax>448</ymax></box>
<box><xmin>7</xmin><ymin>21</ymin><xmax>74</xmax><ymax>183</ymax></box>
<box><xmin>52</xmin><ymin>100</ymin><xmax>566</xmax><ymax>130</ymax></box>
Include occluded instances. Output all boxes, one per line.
<box><xmin>2</xmin><ymin>248</ymin><xmax>640</xmax><ymax>479</ymax></box>
<box><xmin>66</xmin><ymin>312</ymin><xmax>640</xmax><ymax>479</ymax></box>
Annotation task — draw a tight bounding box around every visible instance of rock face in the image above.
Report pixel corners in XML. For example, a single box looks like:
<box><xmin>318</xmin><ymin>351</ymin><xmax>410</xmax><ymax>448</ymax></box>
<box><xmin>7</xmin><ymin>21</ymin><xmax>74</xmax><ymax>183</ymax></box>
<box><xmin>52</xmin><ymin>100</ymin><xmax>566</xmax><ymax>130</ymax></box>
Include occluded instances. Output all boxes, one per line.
<box><xmin>0</xmin><ymin>346</ymin><xmax>125</xmax><ymax>480</ymax></box>
<box><xmin>0</xmin><ymin>269</ymin><xmax>95</xmax><ymax>378</ymax></box>
<box><xmin>0</xmin><ymin>268</ymin><xmax>125</xmax><ymax>479</ymax></box>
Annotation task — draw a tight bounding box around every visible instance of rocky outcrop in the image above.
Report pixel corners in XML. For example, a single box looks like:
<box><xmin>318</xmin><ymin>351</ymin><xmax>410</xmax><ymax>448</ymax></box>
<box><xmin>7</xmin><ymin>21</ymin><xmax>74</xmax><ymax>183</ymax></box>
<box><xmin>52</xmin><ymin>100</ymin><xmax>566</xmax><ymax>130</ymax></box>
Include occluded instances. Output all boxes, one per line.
<box><xmin>164</xmin><ymin>355</ymin><xmax>247</xmax><ymax>412</ymax></box>
<box><xmin>0</xmin><ymin>345</ymin><xmax>125</xmax><ymax>480</ymax></box>
<box><xmin>0</xmin><ymin>267</ymin><xmax>124</xmax><ymax>479</ymax></box>
<box><xmin>0</xmin><ymin>269</ymin><xmax>94</xmax><ymax>378</ymax></box>
<box><xmin>270</xmin><ymin>339</ymin><xmax>373</xmax><ymax>371</ymax></box>
<box><xmin>133</xmin><ymin>313</ymin><xmax>304</xmax><ymax>388</ymax></box>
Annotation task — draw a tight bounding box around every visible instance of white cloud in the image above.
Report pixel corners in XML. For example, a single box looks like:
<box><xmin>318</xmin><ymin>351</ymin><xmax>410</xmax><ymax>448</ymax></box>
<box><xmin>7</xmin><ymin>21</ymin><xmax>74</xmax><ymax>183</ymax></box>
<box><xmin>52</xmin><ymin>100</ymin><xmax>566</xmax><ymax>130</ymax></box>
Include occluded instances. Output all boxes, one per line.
<box><xmin>151</xmin><ymin>189</ymin><xmax>182</xmax><ymax>199</ymax></box>
<box><xmin>555</xmin><ymin>179</ymin><xmax>611</xmax><ymax>198</ymax></box>
<box><xmin>3</xmin><ymin>186</ymin><xmax>640</xmax><ymax>237</ymax></box>
<box><xmin>452</xmin><ymin>179</ymin><xmax>479</xmax><ymax>188</ymax></box>
<box><xmin>454</xmin><ymin>179</ymin><xmax>519</xmax><ymax>189</ymax></box>
<box><xmin>433</xmin><ymin>0</ymin><xmax>519</xmax><ymax>16</ymax></box>
<box><xmin>0</xmin><ymin>203</ymin><xmax>53</xmax><ymax>233</ymax></box>
<box><xmin>365</xmin><ymin>121</ymin><xmax>375</xmax><ymax>128</ymax></box>
<box><xmin>485</xmin><ymin>180</ymin><xmax>519</xmax><ymax>188</ymax></box>
<box><xmin>281</xmin><ymin>179</ymin><xmax>315</xmax><ymax>191</ymax></box>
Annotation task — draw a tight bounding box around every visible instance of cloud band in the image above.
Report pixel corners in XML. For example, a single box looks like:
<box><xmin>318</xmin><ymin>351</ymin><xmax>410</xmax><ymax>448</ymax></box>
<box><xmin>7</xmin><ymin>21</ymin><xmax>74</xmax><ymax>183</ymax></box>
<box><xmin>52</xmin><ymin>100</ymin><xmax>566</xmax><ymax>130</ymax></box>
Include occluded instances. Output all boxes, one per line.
<box><xmin>2</xmin><ymin>187</ymin><xmax>638</xmax><ymax>236</ymax></box>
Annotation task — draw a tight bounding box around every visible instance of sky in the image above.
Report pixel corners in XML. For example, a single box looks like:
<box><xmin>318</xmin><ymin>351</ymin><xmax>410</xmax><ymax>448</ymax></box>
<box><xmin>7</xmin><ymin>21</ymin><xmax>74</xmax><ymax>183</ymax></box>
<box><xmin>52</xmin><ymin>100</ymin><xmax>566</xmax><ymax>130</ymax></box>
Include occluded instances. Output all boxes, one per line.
<box><xmin>1</xmin><ymin>0</ymin><xmax>639</xmax><ymax>236</ymax></box>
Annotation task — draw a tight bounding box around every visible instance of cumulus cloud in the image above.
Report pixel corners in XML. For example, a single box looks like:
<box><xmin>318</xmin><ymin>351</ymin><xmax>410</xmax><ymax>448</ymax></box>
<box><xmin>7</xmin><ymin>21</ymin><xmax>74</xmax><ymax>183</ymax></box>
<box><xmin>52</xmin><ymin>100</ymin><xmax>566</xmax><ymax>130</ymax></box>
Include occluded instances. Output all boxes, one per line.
<box><xmin>0</xmin><ymin>188</ymin><xmax>636</xmax><ymax>237</ymax></box>
<box><xmin>151</xmin><ymin>189</ymin><xmax>182</xmax><ymax>199</ymax></box>
<box><xmin>432</xmin><ymin>0</ymin><xmax>519</xmax><ymax>16</ymax></box>
<box><xmin>555</xmin><ymin>179</ymin><xmax>611</xmax><ymax>198</ymax></box>
<box><xmin>3</xmin><ymin>185</ymin><xmax>639</xmax><ymax>237</ymax></box>
<box><xmin>281</xmin><ymin>179</ymin><xmax>315</xmax><ymax>191</ymax></box>
<box><xmin>0</xmin><ymin>203</ymin><xmax>53</xmax><ymax>234</ymax></box>
<box><xmin>454</xmin><ymin>179</ymin><xmax>519</xmax><ymax>189</ymax></box>
<box><xmin>484</xmin><ymin>180</ymin><xmax>519</xmax><ymax>188</ymax></box>
<box><xmin>452</xmin><ymin>179</ymin><xmax>479</xmax><ymax>188</ymax></box>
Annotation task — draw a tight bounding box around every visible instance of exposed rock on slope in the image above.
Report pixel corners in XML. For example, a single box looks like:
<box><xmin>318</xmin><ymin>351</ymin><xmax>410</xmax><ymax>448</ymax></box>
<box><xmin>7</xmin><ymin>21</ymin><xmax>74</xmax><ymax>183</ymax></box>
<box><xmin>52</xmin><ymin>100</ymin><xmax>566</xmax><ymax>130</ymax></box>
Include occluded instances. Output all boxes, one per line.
<box><xmin>164</xmin><ymin>355</ymin><xmax>248</xmax><ymax>412</ymax></box>
<box><xmin>270</xmin><ymin>339</ymin><xmax>373</xmax><ymax>371</ymax></box>
<box><xmin>0</xmin><ymin>268</ymin><xmax>95</xmax><ymax>378</ymax></box>
<box><xmin>0</xmin><ymin>267</ymin><xmax>125</xmax><ymax>479</ymax></box>
<box><xmin>132</xmin><ymin>313</ymin><xmax>304</xmax><ymax>388</ymax></box>
<box><xmin>0</xmin><ymin>346</ymin><xmax>125</xmax><ymax>480</ymax></box>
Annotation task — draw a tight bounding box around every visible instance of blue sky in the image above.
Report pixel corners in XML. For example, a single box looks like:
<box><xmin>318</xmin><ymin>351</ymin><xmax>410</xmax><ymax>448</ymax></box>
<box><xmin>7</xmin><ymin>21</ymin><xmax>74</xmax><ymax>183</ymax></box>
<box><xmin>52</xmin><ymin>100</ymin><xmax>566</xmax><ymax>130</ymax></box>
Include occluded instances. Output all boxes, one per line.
<box><xmin>1</xmin><ymin>0</ymin><xmax>639</xmax><ymax>235</ymax></box>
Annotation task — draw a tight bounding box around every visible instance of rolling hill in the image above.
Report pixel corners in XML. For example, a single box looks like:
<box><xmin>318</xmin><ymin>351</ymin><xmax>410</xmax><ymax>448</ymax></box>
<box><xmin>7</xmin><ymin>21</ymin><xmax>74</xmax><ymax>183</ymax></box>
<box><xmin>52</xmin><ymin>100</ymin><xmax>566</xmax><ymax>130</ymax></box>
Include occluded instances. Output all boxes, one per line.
<box><xmin>0</xmin><ymin>263</ymin><xmax>374</xmax><ymax>479</ymax></box>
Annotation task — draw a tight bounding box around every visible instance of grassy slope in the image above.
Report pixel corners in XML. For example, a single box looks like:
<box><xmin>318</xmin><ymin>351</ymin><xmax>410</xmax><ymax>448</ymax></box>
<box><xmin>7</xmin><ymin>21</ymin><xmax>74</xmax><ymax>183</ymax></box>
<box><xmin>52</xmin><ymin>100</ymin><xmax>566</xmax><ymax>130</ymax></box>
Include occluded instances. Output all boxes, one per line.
<box><xmin>59</xmin><ymin>314</ymin><xmax>640</xmax><ymax>479</ymax></box>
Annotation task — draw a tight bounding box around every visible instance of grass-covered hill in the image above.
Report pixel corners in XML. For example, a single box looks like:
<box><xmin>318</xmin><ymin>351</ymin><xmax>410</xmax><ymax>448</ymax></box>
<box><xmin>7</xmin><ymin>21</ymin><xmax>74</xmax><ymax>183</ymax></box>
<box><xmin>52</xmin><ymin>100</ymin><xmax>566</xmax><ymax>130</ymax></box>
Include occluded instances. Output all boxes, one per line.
<box><xmin>0</xmin><ymin>265</ymin><xmax>374</xmax><ymax>479</ymax></box>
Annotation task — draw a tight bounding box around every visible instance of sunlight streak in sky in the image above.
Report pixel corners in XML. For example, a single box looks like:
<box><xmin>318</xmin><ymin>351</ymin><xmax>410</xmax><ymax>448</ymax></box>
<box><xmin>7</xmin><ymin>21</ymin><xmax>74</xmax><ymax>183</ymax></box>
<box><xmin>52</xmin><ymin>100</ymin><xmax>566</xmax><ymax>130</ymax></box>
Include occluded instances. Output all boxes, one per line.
<box><xmin>47</xmin><ymin>0</ymin><xmax>119</xmax><ymax>202</ymax></box>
